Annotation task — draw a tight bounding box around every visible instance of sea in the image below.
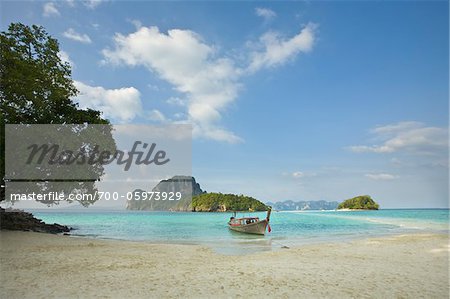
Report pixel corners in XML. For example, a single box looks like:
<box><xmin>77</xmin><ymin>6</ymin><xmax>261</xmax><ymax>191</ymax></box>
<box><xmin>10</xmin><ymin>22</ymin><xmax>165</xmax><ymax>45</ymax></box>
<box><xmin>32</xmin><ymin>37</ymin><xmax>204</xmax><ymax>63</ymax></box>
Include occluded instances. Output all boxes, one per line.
<box><xmin>29</xmin><ymin>209</ymin><xmax>449</xmax><ymax>255</ymax></box>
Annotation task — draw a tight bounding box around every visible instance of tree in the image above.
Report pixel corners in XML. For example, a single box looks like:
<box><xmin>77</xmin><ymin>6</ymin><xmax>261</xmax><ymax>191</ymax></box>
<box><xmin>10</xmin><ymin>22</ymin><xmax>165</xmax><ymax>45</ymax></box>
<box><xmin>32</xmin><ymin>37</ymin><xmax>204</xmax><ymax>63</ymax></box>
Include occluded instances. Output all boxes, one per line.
<box><xmin>0</xmin><ymin>23</ymin><xmax>115</xmax><ymax>206</ymax></box>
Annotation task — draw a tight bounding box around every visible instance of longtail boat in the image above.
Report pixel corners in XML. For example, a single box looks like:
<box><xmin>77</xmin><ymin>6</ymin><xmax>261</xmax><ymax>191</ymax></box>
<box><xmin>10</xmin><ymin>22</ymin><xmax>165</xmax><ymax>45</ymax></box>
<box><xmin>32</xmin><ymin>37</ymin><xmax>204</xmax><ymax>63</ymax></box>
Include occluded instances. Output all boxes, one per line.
<box><xmin>228</xmin><ymin>209</ymin><xmax>271</xmax><ymax>235</ymax></box>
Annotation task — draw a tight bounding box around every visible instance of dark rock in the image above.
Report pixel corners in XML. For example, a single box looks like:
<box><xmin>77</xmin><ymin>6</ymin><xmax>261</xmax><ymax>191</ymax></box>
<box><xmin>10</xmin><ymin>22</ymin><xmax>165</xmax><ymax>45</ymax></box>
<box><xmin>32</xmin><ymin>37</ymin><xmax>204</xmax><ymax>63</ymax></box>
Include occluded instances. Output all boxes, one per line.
<box><xmin>0</xmin><ymin>208</ymin><xmax>71</xmax><ymax>234</ymax></box>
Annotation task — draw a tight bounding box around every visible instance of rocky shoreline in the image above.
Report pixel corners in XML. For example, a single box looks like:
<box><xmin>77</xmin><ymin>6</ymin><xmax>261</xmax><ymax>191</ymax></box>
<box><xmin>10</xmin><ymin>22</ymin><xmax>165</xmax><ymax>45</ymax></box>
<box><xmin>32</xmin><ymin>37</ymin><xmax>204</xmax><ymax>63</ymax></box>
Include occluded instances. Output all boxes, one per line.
<box><xmin>0</xmin><ymin>208</ymin><xmax>71</xmax><ymax>234</ymax></box>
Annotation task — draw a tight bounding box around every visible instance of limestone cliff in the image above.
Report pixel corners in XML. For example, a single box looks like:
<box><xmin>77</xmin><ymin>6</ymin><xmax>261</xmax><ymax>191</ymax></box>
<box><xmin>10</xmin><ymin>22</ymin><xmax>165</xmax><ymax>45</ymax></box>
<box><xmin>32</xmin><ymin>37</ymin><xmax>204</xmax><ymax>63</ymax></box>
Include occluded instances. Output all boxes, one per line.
<box><xmin>126</xmin><ymin>176</ymin><xmax>205</xmax><ymax>211</ymax></box>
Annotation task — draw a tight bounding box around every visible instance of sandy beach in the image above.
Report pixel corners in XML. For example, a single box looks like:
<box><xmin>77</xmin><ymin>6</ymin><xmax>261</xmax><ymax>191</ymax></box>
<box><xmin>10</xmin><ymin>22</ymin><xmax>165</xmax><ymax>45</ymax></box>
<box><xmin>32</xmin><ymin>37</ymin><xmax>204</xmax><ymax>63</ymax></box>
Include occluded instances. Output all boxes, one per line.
<box><xmin>0</xmin><ymin>231</ymin><xmax>448</xmax><ymax>298</ymax></box>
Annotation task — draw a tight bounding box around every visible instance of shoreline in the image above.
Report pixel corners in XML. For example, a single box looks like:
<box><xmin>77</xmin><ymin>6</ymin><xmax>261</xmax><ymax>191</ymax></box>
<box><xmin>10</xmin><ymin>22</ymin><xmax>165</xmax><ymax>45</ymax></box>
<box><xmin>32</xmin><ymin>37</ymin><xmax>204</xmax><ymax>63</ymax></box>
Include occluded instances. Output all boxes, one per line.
<box><xmin>14</xmin><ymin>208</ymin><xmax>450</xmax><ymax>255</ymax></box>
<box><xmin>62</xmin><ymin>229</ymin><xmax>447</xmax><ymax>255</ymax></box>
<box><xmin>1</xmin><ymin>230</ymin><xmax>448</xmax><ymax>298</ymax></box>
<box><xmin>335</xmin><ymin>208</ymin><xmax>378</xmax><ymax>211</ymax></box>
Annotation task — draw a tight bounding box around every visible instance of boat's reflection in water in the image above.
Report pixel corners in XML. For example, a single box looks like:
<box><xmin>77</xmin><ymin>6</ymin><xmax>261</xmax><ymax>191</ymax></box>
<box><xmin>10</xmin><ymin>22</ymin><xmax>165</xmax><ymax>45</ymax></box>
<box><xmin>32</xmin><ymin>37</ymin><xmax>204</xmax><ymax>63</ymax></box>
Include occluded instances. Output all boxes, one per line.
<box><xmin>211</xmin><ymin>230</ymin><xmax>288</xmax><ymax>255</ymax></box>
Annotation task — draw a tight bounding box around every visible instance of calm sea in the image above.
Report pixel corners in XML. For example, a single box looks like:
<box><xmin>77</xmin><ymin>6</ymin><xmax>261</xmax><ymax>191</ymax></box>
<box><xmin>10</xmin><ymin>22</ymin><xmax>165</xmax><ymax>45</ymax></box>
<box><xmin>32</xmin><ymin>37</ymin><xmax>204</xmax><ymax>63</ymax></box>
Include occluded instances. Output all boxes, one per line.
<box><xmin>30</xmin><ymin>209</ymin><xmax>449</xmax><ymax>254</ymax></box>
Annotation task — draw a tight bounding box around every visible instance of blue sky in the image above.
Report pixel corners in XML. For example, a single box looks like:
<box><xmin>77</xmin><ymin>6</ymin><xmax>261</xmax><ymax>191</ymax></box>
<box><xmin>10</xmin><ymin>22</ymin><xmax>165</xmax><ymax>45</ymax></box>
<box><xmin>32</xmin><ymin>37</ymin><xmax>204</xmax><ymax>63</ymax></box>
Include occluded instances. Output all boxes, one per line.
<box><xmin>2</xmin><ymin>1</ymin><xmax>448</xmax><ymax>208</ymax></box>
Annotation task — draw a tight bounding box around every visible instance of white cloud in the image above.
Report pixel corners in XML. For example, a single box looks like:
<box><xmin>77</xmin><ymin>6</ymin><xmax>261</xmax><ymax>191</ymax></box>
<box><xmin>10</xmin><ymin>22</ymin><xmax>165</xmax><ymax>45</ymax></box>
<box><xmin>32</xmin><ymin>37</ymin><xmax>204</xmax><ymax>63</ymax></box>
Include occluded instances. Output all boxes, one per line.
<box><xmin>147</xmin><ymin>84</ymin><xmax>160</xmax><ymax>91</ymax></box>
<box><xmin>248</xmin><ymin>23</ymin><xmax>316</xmax><ymax>72</ymax></box>
<box><xmin>43</xmin><ymin>2</ymin><xmax>60</xmax><ymax>17</ymax></box>
<box><xmin>365</xmin><ymin>173</ymin><xmax>399</xmax><ymax>180</ymax></box>
<box><xmin>166</xmin><ymin>97</ymin><xmax>185</xmax><ymax>106</ymax></box>
<box><xmin>102</xmin><ymin>24</ymin><xmax>316</xmax><ymax>143</ymax></box>
<box><xmin>57</xmin><ymin>51</ymin><xmax>74</xmax><ymax>68</ymax></box>
<box><xmin>193</xmin><ymin>125</ymin><xmax>242</xmax><ymax>143</ymax></box>
<box><xmin>371</xmin><ymin>121</ymin><xmax>423</xmax><ymax>135</ymax></box>
<box><xmin>128</xmin><ymin>19</ymin><xmax>142</xmax><ymax>29</ymax></box>
<box><xmin>292</xmin><ymin>171</ymin><xmax>305</xmax><ymax>178</ymax></box>
<box><xmin>102</xmin><ymin>26</ymin><xmax>242</xmax><ymax>143</ymax></box>
<box><xmin>148</xmin><ymin>109</ymin><xmax>166</xmax><ymax>122</ymax></box>
<box><xmin>63</xmin><ymin>28</ymin><xmax>92</xmax><ymax>44</ymax></box>
<box><xmin>84</xmin><ymin>0</ymin><xmax>104</xmax><ymax>9</ymax></box>
<box><xmin>74</xmin><ymin>81</ymin><xmax>142</xmax><ymax>122</ymax></box>
<box><xmin>288</xmin><ymin>171</ymin><xmax>316</xmax><ymax>179</ymax></box>
<box><xmin>147</xmin><ymin>83</ymin><xmax>159</xmax><ymax>91</ymax></box>
<box><xmin>349</xmin><ymin>121</ymin><xmax>448</xmax><ymax>154</ymax></box>
<box><xmin>173</xmin><ymin>113</ymin><xmax>184</xmax><ymax>119</ymax></box>
<box><xmin>255</xmin><ymin>7</ymin><xmax>277</xmax><ymax>21</ymax></box>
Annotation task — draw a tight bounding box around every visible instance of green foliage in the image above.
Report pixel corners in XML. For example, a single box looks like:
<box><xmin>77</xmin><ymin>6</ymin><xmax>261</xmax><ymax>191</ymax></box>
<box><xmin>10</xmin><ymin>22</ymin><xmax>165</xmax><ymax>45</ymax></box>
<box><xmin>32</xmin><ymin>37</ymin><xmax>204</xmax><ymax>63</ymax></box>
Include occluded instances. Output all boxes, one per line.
<box><xmin>0</xmin><ymin>23</ymin><xmax>108</xmax><ymax>124</ymax></box>
<box><xmin>191</xmin><ymin>193</ymin><xmax>268</xmax><ymax>212</ymax></box>
<box><xmin>337</xmin><ymin>195</ymin><xmax>379</xmax><ymax>210</ymax></box>
<box><xmin>0</xmin><ymin>23</ymin><xmax>115</xmax><ymax>205</ymax></box>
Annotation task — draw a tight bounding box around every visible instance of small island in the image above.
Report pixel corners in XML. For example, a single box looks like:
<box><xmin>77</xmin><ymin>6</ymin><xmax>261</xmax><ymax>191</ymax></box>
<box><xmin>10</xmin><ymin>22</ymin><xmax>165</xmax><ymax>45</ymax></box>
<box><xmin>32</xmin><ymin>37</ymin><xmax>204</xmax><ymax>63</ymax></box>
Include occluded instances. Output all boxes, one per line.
<box><xmin>337</xmin><ymin>195</ymin><xmax>379</xmax><ymax>210</ymax></box>
<box><xmin>125</xmin><ymin>176</ymin><xmax>268</xmax><ymax>212</ymax></box>
<box><xmin>192</xmin><ymin>193</ymin><xmax>268</xmax><ymax>212</ymax></box>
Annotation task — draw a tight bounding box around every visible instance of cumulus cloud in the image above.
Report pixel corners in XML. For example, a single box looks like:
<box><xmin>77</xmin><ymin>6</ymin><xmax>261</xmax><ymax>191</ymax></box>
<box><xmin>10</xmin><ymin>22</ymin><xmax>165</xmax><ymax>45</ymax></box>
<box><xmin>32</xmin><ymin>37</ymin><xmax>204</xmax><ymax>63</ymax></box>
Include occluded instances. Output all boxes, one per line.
<box><xmin>365</xmin><ymin>173</ymin><xmax>399</xmax><ymax>180</ymax></box>
<box><xmin>102</xmin><ymin>26</ymin><xmax>242</xmax><ymax>143</ymax></box>
<box><xmin>63</xmin><ymin>28</ymin><xmax>92</xmax><ymax>44</ymax></box>
<box><xmin>74</xmin><ymin>81</ymin><xmax>142</xmax><ymax>122</ymax></box>
<box><xmin>255</xmin><ymin>7</ymin><xmax>276</xmax><ymax>21</ymax></box>
<box><xmin>248</xmin><ymin>23</ymin><xmax>316</xmax><ymax>72</ymax></box>
<box><xmin>57</xmin><ymin>51</ymin><xmax>74</xmax><ymax>68</ymax></box>
<box><xmin>102</xmin><ymin>24</ymin><xmax>316</xmax><ymax>142</ymax></box>
<box><xmin>349</xmin><ymin>121</ymin><xmax>448</xmax><ymax>154</ymax></box>
<box><xmin>43</xmin><ymin>2</ymin><xmax>60</xmax><ymax>17</ymax></box>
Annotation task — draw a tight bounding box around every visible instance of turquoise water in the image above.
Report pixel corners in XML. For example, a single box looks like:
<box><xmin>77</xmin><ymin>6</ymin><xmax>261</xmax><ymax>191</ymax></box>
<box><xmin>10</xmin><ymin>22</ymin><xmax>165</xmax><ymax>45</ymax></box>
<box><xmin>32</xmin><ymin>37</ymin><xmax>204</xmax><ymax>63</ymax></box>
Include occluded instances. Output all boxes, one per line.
<box><xmin>31</xmin><ymin>209</ymin><xmax>449</xmax><ymax>254</ymax></box>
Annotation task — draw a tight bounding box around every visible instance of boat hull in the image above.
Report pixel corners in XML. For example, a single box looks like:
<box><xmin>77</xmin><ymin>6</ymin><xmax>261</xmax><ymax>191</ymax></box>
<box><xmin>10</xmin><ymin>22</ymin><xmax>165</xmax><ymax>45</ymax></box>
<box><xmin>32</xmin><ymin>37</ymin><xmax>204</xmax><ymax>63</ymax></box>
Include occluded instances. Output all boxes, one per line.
<box><xmin>228</xmin><ymin>219</ymin><xmax>268</xmax><ymax>235</ymax></box>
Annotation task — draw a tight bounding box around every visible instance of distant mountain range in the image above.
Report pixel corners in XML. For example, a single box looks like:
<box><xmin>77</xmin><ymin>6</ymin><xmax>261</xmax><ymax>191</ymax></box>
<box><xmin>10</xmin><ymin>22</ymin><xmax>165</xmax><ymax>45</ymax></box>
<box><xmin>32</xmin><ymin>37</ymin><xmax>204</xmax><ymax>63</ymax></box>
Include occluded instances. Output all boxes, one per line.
<box><xmin>266</xmin><ymin>200</ymin><xmax>339</xmax><ymax>211</ymax></box>
<box><xmin>126</xmin><ymin>176</ymin><xmax>339</xmax><ymax>211</ymax></box>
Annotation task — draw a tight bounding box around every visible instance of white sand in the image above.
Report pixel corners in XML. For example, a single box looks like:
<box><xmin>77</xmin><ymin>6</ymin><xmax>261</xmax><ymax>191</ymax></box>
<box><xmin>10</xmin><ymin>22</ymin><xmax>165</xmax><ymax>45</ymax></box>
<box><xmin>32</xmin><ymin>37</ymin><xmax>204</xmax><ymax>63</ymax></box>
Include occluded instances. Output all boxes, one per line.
<box><xmin>1</xmin><ymin>231</ymin><xmax>449</xmax><ymax>298</ymax></box>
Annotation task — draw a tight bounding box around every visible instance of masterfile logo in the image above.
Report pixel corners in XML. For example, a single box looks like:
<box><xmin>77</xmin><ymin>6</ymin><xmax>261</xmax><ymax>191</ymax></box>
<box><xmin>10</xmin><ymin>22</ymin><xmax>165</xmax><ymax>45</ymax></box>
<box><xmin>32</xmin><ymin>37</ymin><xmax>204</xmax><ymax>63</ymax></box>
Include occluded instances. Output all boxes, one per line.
<box><xmin>25</xmin><ymin>141</ymin><xmax>170</xmax><ymax>171</ymax></box>
<box><xmin>4</xmin><ymin>124</ymin><xmax>192</xmax><ymax>209</ymax></box>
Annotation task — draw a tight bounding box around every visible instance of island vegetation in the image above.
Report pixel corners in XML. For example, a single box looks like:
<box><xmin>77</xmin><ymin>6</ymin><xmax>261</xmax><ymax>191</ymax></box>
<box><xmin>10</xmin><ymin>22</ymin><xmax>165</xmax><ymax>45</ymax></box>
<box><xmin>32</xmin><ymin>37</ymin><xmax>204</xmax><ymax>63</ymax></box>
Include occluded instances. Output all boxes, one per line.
<box><xmin>191</xmin><ymin>193</ymin><xmax>268</xmax><ymax>212</ymax></box>
<box><xmin>337</xmin><ymin>195</ymin><xmax>379</xmax><ymax>210</ymax></box>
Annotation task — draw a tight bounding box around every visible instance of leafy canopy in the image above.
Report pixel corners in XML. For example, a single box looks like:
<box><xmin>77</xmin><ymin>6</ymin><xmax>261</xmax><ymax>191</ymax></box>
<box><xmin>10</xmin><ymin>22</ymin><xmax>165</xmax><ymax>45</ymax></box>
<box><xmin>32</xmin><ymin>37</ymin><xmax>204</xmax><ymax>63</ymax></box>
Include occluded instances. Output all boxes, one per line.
<box><xmin>0</xmin><ymin>23</ymin><xmax>115</xmax><ymax>205</ymax></box>
<box><xmin>1</xmin><ymin>23</ymin><xmax>107</xmax><ymax>124</ymax></box>
<box><xmin>192</xmin><ymin>192</ymin><xmax>268</xmax><ymax>212</ymax></box>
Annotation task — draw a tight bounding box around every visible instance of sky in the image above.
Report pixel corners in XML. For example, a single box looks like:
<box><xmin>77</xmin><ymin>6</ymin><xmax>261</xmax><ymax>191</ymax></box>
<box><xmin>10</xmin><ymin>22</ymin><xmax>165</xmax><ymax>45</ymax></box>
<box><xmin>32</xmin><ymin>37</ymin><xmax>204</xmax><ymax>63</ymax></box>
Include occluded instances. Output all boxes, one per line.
<box><xmin>1</xmin><ymin>1</ymin><xmax>449</xmax><ymax>208</ymax></box>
